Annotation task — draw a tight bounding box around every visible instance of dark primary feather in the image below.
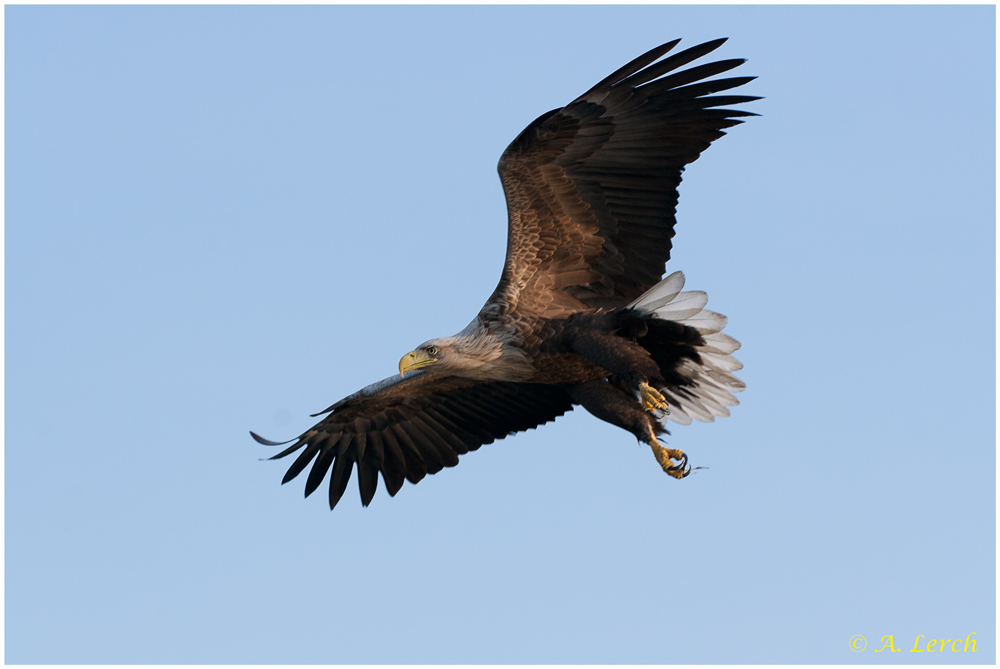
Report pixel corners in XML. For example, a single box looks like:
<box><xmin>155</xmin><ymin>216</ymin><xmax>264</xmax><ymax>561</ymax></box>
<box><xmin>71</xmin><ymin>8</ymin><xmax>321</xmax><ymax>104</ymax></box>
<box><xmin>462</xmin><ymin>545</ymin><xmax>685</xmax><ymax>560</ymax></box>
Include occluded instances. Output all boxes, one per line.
<box><xmin>250</xmin><ymin>432</ymin><xmax>293</xmax><ymax>447</ymax></box>
<box><xmin>484</xmin><ymin>37</ymin><xmax>758</xmax><ymax>318</ymax></box>
<box><xmin>259</xmin><ymin>372</ymin><xmax>574</xmax><ymax>509</ymax></box>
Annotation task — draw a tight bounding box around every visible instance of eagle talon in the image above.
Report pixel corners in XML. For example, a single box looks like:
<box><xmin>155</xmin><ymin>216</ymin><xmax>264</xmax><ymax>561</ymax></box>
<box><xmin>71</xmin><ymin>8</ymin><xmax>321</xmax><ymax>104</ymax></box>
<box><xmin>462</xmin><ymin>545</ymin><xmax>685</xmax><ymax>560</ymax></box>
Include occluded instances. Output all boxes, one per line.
<box><xmin>650</xmin><ymin>441</ymin><xmax>691</xmax><ymax>479</ymax></box>
<box><xmin>639</xmin><ymin>382</ymin><xmax>669</xmax><ymax>414</ymax></box>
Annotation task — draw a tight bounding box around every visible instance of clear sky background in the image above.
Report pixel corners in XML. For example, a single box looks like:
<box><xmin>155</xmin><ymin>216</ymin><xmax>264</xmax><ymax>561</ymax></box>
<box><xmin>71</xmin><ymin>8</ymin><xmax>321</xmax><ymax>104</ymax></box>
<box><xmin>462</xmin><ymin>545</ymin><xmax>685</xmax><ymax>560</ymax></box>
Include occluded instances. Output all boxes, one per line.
<box><xmin>5</xmin><ymin>5</ymin><xmax>995</xmax><ymax>665</ymax></box>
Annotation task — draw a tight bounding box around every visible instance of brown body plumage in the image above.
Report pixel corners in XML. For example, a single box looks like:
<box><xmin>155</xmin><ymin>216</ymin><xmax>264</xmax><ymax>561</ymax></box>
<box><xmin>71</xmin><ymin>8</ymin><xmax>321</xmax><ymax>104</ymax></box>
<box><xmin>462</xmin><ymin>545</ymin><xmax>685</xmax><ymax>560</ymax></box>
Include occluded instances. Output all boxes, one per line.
<box><xmin>253</xmin><ymin>38</ymin><xmax>756</xmax><ymax>509</ymax></box>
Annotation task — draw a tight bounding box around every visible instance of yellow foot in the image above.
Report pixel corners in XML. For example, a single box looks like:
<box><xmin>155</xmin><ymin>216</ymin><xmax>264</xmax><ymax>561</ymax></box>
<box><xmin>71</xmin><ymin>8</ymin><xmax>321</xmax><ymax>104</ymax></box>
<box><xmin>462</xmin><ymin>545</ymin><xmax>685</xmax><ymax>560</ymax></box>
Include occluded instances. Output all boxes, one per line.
<box><xmin>650</xmin><ymin>440</ymin><xmax>691</xmax><ymax>479</ymax></box>
<box><xmin>639</xmin><ymin>382</ymin><xmax>669</xmax><ymax>415</ymax></box>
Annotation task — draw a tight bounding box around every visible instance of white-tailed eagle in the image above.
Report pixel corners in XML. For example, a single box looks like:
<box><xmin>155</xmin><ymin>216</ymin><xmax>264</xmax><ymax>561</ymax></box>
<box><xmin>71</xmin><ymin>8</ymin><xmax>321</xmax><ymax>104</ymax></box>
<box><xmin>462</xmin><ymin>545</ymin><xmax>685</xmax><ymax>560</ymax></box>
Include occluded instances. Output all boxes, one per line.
<box><xmin>253</xmin><ymin>38</ymin><xmax>756</xmax><ymax>509</ymax></box>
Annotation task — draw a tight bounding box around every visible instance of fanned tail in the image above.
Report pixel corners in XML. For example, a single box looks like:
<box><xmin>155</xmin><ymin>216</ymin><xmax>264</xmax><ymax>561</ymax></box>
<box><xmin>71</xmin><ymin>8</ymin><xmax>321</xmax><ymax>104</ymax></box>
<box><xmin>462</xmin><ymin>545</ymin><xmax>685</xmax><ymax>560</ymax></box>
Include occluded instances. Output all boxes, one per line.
<box><xmin>629</xmin><ymin>271</ymin><xmax>745</xmax><ymax>426</ymax></box>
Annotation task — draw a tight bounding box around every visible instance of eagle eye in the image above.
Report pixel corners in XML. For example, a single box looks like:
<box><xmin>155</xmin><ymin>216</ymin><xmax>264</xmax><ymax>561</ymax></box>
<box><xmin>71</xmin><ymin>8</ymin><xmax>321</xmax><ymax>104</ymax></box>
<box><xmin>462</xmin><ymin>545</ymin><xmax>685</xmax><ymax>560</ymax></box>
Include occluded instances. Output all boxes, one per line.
<box><xmin>427</xmin><ymin>346</ymin><xmax>438</xmax><ymax>356</ymax></box>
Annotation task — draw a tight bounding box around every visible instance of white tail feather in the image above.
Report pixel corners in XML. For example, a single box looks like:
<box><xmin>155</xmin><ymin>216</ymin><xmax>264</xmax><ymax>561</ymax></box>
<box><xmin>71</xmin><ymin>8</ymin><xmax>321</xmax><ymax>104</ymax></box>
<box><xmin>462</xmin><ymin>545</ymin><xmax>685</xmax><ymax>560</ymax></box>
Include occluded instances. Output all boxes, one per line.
<box><xmin>683</xmin><ymin>309</ymin><xmax>728</xmax><ymax>333</ymax></box>
<box><xmin>661</xmin><ymin>395</ymin><xmax>693</xmax><ymax>425</ymax></box>
<box><xmin>651</xmin><ymin>291</ymin><xmax>708</xmax><ymax>321</ymax></box>
<box><xmin>631</xmin><ymin>272</ymin><xmax>745</xmax><ymax>426</ymax></box>
<box><xmin>703</xmin><ymin>332</ymin><xmax>741</xmax><ymax>354</ymax></box>
<box><xmin>629</xmin><ymin>270</ymin><xmax>685</xmax><ymax>311</ymax></box>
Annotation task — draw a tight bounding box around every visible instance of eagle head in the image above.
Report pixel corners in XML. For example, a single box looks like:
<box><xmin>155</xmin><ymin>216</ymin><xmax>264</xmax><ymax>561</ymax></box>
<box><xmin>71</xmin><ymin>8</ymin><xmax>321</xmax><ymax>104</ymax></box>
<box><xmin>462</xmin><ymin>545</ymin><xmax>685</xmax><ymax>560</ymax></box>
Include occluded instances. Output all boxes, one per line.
<box><xmin>398</xmin><ymin>340</ymin><xmax>446</xmax><ymax>376</ymax></box>
<box><xmin>398</xmin><ymin>335</ymin><xmax>504</xmax><ymax>378</ymax></box>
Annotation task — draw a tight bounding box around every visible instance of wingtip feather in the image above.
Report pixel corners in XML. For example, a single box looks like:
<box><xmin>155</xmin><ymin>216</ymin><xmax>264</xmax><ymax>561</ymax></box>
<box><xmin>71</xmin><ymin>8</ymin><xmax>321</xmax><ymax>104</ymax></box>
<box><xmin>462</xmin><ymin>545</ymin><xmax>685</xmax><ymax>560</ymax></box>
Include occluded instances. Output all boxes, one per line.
<box><xmin>250</xmin><ymin>431</ymin><xmax>294</xmax><ymax>446</ymax></box>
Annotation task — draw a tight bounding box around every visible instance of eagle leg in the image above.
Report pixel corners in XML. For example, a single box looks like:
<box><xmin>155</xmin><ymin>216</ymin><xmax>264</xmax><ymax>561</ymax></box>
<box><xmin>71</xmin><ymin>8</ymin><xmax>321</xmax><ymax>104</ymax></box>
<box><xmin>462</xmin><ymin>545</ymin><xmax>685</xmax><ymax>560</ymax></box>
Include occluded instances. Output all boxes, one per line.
<box><xmin>638</xmin><ymin>381</ymin><xmax>669</xmax><ymax>415</ymax></box>
<box><xmin>569</xmin><ymin>379</ymin><xmax>691</xmax><ymax>479</ymax></box>
<box><xmin>647</xmin><ymin>428</ymin><xmax>691</xmax><ymax>479</ymax></box>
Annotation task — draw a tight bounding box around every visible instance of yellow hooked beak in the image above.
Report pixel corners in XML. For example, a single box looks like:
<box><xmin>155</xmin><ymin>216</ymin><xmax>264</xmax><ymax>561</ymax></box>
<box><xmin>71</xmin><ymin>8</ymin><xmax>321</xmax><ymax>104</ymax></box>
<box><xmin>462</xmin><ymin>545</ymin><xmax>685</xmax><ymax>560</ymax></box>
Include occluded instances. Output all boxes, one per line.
<box><xmin>399</xmin><ymin>349</ymin><xmax>437</xmax><ymax>376</ymax></box>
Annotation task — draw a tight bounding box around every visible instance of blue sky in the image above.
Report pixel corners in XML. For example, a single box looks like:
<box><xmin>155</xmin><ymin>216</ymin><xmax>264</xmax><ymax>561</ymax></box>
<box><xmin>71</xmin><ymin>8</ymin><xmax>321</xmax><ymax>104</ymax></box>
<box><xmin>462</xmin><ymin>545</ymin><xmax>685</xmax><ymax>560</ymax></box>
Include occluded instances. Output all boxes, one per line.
<box><xmin>5</xmin><ymin>5</ymin><xmax>995</xmax><ymax>664</ymax></box>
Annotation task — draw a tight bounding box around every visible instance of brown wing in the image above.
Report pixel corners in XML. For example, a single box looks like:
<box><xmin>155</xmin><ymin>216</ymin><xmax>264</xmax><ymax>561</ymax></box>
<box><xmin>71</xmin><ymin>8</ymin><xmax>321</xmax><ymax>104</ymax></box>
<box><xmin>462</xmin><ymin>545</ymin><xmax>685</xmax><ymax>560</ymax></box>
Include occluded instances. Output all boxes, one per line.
<box><xmin>483</xmin><ymin>38</ymin><xmax>758</xmax><ymax>319</ymax></box>
<box><xmin>252</xmin><ymin>372</ymin><xmax>574</xmax><ymax>509</ymax></box>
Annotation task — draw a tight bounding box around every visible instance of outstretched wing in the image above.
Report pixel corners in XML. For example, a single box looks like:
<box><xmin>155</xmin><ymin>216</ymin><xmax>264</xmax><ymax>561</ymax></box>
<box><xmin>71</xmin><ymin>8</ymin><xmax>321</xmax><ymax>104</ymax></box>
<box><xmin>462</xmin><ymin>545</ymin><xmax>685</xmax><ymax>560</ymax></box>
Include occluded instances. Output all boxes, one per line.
<box><xmin>483</xmin><ymin>38</ymin><xmax>757</xmax><ymax>319</ymax></box>
<box><xmin>252</xmin><ymin>372</ymin><xmax>574</xmax><ymax>509</ymax></box>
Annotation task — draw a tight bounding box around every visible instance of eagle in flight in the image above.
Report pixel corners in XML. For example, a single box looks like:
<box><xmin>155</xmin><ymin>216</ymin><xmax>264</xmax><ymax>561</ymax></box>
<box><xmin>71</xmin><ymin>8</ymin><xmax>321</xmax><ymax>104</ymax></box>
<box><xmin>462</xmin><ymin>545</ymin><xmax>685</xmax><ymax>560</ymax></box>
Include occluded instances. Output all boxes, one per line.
<box><xmin>253</xmin><ymin>38</ymin><xmax>757</xmax><ymax>509</ymax></box>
